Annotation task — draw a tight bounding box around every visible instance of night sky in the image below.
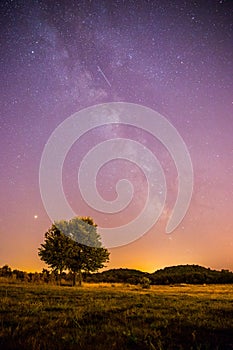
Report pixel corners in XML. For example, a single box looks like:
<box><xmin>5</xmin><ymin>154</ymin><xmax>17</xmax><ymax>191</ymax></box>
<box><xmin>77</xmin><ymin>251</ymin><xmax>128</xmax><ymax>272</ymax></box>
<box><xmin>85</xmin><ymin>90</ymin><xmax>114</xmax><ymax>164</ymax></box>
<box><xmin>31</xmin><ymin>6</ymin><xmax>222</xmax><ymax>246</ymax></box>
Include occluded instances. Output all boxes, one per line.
<box><xmin>1</xmin><ymin>0</ymin><xmax>232</xmax><ymax>272</ymax></box>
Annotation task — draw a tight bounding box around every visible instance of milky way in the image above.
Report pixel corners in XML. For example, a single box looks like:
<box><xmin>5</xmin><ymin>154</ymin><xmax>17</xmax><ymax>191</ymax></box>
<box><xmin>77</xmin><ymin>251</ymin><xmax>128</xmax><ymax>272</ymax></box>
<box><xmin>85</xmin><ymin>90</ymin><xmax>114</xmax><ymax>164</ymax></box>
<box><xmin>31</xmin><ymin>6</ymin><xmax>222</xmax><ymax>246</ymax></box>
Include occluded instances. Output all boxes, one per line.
<box><xmin>0</xmin><ymin>0</ymin><xmax>232</xmax><ymax>272</ymax></box>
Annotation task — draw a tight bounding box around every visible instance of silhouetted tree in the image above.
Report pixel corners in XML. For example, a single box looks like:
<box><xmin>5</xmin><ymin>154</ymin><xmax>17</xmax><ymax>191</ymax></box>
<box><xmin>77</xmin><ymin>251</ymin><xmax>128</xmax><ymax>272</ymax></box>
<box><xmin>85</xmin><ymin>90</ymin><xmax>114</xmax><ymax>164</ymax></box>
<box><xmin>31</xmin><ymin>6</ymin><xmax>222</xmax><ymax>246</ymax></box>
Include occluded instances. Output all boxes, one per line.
<box><xmin>0</xmin><ymin>265</ymin><xmax>12</xmax><ymax>277</ymax></box>
<box><xmin>38</xmin><ymin>217</ymin><xmax>110</xmax><ymax>286</ymax></box>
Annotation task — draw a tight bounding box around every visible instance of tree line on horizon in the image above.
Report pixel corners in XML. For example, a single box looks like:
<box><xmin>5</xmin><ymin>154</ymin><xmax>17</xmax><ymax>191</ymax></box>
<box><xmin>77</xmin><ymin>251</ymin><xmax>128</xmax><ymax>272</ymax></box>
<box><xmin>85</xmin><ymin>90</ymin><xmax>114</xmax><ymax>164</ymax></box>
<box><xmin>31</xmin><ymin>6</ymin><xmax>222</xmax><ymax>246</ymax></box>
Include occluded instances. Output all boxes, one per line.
<box><xmin>1</xmin><ymin>264</ymin><xmax>233</xmax><ymax>286</ymax></box>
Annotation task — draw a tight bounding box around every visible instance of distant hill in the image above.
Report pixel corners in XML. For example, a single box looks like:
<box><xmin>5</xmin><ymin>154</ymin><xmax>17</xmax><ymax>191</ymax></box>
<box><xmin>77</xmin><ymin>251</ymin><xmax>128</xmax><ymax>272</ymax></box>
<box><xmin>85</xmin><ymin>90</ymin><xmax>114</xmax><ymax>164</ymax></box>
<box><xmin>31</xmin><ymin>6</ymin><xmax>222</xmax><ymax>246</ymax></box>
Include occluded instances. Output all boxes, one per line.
<box><xmin>87</xmin><ymin>265</ymin><xmax>233</xmax><ymax>285</ymax></box>
<box><xmin>150</xmin><ymin>264</ymin><xmax>233</xmax><ymax>284</ymax></box>
<box><xmin>86</xmin><ymin>268</ymin><xmax>149</xmax><ymax>284</ymax></box>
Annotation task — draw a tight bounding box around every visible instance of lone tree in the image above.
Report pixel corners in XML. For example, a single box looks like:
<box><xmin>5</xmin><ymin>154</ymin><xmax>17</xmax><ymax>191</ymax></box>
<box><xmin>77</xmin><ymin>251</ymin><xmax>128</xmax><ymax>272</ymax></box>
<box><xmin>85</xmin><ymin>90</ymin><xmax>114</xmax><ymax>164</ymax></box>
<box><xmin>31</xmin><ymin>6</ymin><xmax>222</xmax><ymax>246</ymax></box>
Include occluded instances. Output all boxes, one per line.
<box><xmin>38</xmin><ymin>216</ymin><xmax>110</xmax><ymax>286</ymax></box>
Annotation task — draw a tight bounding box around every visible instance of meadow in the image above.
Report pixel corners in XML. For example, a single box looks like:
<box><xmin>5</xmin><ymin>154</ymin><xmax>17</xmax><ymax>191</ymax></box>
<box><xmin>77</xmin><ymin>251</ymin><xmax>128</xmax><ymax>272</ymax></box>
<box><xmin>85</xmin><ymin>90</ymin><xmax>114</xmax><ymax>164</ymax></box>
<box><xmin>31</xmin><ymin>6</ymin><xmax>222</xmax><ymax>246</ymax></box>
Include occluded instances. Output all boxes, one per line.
<box><xmin>0</xmin><ymin>279</ymin><xmax>232</xmax><ymax>350</ymax></box>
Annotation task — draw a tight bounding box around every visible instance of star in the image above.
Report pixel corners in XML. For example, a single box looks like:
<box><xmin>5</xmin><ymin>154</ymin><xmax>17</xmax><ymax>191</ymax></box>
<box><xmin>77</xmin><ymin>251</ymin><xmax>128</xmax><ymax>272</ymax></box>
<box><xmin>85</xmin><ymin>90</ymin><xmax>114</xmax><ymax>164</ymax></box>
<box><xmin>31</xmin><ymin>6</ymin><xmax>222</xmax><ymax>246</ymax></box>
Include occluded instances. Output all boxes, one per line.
<box><xmin>0</xmin><ymin>0</ymin><xmax>232</xmax><ymax>272</ymax></box>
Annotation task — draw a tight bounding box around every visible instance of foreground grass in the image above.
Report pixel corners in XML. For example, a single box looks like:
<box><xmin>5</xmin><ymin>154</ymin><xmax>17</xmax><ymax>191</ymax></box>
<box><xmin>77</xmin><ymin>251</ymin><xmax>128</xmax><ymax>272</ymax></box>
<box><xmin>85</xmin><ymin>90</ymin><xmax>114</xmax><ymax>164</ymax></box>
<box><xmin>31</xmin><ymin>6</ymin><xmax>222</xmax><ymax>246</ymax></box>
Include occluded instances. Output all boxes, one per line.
<box><xmin>0</xmin><ymin>281</ymin><xmax>233</xmax><ymax>349</ymax></box>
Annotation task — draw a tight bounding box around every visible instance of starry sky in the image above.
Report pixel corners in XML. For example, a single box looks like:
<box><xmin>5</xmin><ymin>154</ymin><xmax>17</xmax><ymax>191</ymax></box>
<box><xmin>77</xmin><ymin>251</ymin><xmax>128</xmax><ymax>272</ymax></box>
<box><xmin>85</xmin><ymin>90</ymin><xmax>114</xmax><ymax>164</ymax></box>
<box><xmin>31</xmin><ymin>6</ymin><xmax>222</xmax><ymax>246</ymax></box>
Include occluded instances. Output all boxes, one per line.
<box><xmin>0</xmin><ymin>0</ymin><xmax>232</xmax><ymax>272</ymax></box>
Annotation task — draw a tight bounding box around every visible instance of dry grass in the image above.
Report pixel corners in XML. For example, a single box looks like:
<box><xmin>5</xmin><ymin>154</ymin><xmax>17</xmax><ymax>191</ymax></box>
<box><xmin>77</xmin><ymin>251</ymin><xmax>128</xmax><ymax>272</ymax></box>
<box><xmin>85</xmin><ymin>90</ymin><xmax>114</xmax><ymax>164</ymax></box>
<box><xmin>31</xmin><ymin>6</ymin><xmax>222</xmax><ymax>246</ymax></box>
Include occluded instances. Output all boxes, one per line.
<box><xmin>0</xmin><ymin>280</ymin><xmax>233</xmax><ymax>349</ymax></box>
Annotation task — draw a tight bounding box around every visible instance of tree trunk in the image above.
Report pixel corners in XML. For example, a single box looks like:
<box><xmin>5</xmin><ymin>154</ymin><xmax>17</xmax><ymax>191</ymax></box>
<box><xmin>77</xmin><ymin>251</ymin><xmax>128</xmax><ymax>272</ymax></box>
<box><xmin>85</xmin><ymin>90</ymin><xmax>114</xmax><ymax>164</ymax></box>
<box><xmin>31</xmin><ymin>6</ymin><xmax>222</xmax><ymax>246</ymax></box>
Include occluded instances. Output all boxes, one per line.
<box><xmin>78</xmin><ymin>269</ymin><xmax>82</xmax><ymax>287</ymax></box>
<box><xmin>59</xmin><ymin>269</ymin><xmax>62</xmax><ymax>286</ymax></box>
<box><xmin>72</xmin><ymin>271</ymin><xmax>77</xmax><ymax>287</ymax></box>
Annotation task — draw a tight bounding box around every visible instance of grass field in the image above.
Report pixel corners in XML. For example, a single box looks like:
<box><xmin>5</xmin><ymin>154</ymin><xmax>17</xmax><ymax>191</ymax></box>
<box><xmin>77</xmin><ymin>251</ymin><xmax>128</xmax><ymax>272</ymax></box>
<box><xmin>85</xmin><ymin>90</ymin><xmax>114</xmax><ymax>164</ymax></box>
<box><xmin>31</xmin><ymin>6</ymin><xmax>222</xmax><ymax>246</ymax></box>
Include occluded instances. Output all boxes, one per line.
<box><xmin>0</xmin><ymin>280</ymin><xmax>233</xmax><ymax>350</ymax></box>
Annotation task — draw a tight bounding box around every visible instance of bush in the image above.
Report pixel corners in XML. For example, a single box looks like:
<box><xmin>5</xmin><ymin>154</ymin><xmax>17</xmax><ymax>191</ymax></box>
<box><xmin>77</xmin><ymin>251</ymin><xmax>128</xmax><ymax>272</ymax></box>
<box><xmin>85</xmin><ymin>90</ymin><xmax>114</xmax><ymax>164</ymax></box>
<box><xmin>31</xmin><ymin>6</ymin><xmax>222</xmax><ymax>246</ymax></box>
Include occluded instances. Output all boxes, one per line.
<box><xmin>140</xmin><ymin>277</ymin><xmax>151</xmax><ymax>289</ymax></box>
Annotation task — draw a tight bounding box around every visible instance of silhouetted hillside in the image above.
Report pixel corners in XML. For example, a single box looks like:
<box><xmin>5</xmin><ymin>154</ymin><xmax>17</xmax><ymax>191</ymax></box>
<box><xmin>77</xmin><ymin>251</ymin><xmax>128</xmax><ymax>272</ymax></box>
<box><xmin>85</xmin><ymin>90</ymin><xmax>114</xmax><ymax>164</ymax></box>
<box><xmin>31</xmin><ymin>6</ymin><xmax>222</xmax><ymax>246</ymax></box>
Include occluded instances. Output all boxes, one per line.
<box><xmin>150</xmin><ymin>264</ymin><xmax>233</xmax><ymax>285</ymax></box>
<box><xmin>87</xmin><ymin>265</ymin><xmax>233</xmax><ymax>285</ymax></box>
<box><xmin>86</xmin><ymin>268</ymin><xmax>149</xmax><ymax>284</ymax></box>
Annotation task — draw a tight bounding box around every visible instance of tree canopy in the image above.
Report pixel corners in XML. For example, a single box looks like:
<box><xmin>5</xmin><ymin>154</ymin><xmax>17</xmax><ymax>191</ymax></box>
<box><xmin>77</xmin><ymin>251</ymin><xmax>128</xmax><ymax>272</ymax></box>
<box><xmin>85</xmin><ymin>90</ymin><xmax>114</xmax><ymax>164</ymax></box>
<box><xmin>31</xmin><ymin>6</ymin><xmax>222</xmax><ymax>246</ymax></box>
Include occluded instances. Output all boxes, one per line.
<box><xmin>38</xmin><ymin>216</ymin><xmax>110</xmax><ymax>286</ymax></box>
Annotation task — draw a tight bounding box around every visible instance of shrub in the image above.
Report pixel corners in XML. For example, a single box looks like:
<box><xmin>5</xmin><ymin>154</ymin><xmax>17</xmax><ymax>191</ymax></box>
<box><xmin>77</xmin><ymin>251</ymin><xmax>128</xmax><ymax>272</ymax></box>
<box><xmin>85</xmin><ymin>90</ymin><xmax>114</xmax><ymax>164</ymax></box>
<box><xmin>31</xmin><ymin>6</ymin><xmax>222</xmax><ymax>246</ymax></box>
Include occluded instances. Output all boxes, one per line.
<box><xmin>140</xmin><ymin>277</ymin><xmax>151</xmax><ymax>289</ymax></box>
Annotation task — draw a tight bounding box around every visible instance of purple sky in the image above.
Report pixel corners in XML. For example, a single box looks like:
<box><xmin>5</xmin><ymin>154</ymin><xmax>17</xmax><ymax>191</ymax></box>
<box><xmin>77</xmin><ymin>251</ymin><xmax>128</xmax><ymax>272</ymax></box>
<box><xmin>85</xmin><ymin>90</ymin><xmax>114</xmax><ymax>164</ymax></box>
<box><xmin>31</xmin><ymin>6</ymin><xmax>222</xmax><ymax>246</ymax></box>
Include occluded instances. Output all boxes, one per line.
<box><xmin>0</xmin><ymin>0</ymin><xmax>232</xmax><ymax>272</ymax></box>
